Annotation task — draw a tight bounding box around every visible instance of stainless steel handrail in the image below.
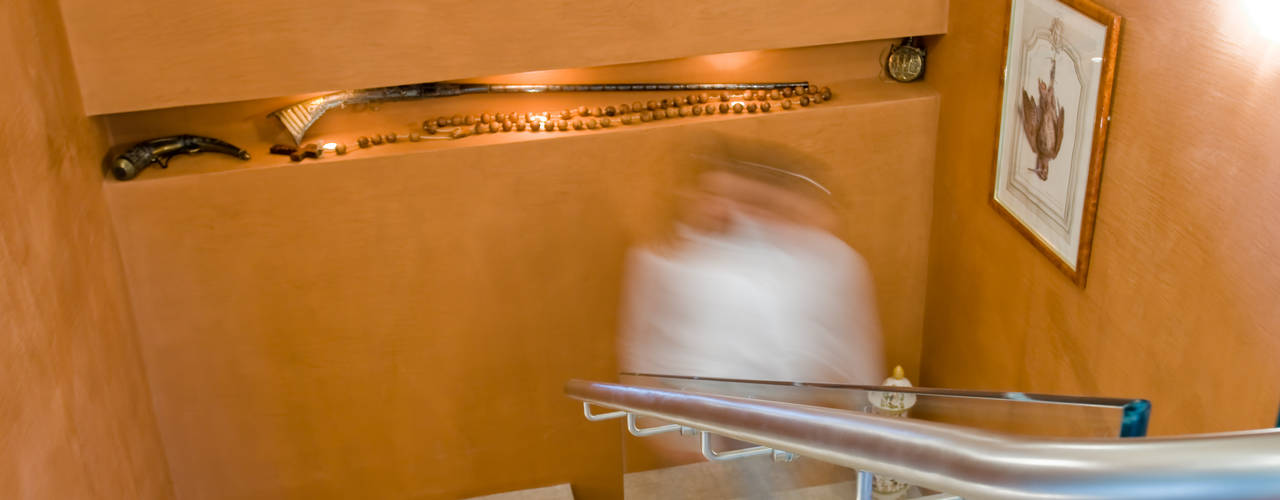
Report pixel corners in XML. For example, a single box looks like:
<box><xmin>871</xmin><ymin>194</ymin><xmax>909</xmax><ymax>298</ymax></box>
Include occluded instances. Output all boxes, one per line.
<box><xmin>567</xmin><ymin>379</ymin><xmax>1280</xmax><ymax>500</ymax></box>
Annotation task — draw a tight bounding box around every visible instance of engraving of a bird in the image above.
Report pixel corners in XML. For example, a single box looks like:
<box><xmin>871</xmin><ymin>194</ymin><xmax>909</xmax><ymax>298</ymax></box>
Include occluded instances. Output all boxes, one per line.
<box><xmin>1018</xmin><ymin>57</ymin><xmax>1065</xmax><ymax>181</ymax></box>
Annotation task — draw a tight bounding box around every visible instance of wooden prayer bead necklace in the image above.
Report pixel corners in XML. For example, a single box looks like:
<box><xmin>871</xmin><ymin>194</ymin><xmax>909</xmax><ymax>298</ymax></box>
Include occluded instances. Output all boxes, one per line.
<box><xmin>274</xmin><ymin>85</ymin><xmax>833</xmax><ymax>162</ymax></box>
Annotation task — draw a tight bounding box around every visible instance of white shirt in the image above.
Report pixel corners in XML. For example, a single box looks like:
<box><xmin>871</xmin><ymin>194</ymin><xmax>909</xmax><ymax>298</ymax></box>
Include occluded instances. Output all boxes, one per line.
<box><xmin>618</xmin><ymin>213</ymin><xmax>885</xmax><ymax>385</ymax></box>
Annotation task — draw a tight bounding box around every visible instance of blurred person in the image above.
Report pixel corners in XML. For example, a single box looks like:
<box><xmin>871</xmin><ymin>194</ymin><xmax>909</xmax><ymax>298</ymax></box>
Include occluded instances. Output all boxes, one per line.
<box><xmin>618</xmin><ymin>134</ymin><xmax>885</xmax><ymax>386</ymax></box>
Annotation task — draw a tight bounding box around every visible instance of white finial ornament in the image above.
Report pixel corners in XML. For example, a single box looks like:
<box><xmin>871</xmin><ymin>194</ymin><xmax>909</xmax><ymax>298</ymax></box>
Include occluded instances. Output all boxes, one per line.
<box><xmin>868</xmin><ymin>365</ymin><xmax>917</xmax><ymax>417</ymax></box>
<box><xmin>870</xmin><ymin>366</ymin><xmax>916</xmax><ymax>500</ymax></box>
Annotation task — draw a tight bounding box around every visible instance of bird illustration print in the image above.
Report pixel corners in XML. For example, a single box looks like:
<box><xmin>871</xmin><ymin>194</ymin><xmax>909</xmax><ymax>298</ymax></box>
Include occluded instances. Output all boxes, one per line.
<box><xmin>1018</xmin><ymin>19</ymin><xmax>1066</xmax><ymax>181</ymax></box>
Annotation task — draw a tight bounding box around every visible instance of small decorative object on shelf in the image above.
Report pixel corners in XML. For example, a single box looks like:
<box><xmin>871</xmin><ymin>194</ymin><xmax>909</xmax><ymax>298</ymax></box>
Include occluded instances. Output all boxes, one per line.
<box><xmin>869</xmin><ymin>365</ymin><xmax>917</xmax><ymax>500</ymax></box>
<box><xmin>269</xmin><ymin>81</ymin><xmax>811</xmax><ymax>145</ymax></box>
<box><xmin>110</xmin><ymin>135</ymin><xmax>250</xmax><ymax>180</ymax></box>
<box><xmin>276</xmin><ymin>85</ymin><xmax>834</xmax><ymax>163</ymax></box>
<box><xmin>885</xmin><ymin>37</ymin><xmax>926</xmax><ymax>83</ymax></box>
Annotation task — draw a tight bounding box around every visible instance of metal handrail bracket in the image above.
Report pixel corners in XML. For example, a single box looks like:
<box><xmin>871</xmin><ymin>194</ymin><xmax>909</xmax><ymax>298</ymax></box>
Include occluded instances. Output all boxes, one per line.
<box><xmin>699</xmin><ymin>430</ymin><xmax>795</xmax><ymax>462</ymax></box>
<box><xmin>626</xmin><ymin>413</ymin><xmax>693</xmax><ymax>437</ymax></box>
<box><xmin>700</xmin><ymin>431</ymin><xmax>769</xmax><ymax>461</ymax></box>
<box><xmin>582</xmin><ymin>402</ymin><xmax>625</xmax><ymax>421</ymax></box>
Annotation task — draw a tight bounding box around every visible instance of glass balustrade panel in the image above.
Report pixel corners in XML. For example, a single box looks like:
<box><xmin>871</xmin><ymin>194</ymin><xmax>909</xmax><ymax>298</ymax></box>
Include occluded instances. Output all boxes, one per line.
<box><xmin>615</xmin><ymin>372</ymin><xmax>1149</xmax><ymax>499</ymax></box>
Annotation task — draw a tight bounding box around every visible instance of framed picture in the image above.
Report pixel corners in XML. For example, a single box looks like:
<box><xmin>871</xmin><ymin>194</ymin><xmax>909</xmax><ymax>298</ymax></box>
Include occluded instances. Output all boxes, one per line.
<box><xmin>992</xmin><ymin>0</ymin><xmax>1121</xmax><ymax>287</ymax></box>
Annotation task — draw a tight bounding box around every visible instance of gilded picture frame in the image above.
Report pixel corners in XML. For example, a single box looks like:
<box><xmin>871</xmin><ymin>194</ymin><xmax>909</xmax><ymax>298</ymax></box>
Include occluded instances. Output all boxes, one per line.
<box><xmin>991</xmin><ymin>0</ymin><xmax>1121</xmax><ymax>287</ymax></box>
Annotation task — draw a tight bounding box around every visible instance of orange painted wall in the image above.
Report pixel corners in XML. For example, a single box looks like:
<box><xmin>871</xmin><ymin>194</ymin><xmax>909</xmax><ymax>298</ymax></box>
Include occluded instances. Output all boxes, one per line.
<box><xmin>56</xmin><ymin>0</ymin><xmax>946</xmax><ymax>114</ymax></box>
<box><xmin>0</xmin><ymin>0</ymin><xmax>173</xmax><ymax>497</ymax></box>
<box><xmin>922</xmin><ymin>0</ymin><xmax>1280</xmax><ymax>435</ymax></box>
<box><xmin>103</xmin><ymin>84</ymin><xmax>938</xmax><ymax>499</ymax></box>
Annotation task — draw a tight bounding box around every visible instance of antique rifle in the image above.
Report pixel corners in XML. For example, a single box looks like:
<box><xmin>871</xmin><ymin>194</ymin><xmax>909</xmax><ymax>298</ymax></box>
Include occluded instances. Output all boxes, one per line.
<box><xmin>269</xmin><ymin>81</ymin><xmax>809</xmax><ymax>145</ymax></box>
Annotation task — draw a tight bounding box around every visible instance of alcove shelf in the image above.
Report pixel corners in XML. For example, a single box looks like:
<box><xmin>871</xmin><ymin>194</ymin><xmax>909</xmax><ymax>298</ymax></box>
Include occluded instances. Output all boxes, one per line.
<box><xmin>104</xmin><ymin>77</ymin><xmax>936</xmax><ymax>185</ymax></box>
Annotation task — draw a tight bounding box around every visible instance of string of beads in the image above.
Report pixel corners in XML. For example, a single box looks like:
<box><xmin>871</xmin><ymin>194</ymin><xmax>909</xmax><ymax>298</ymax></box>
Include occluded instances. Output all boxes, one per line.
<box><xmin>275</xmin><ymin>85</ymin><xmax>831</xmax><ymax>161</ymax></box>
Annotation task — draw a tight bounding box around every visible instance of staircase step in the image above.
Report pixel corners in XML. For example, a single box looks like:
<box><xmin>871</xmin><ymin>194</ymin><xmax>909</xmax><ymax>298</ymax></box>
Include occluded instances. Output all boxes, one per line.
<box><xmin>465</xmin><ymin>483</ymin><xmax>574</xmax><ymax>500</ymax></box>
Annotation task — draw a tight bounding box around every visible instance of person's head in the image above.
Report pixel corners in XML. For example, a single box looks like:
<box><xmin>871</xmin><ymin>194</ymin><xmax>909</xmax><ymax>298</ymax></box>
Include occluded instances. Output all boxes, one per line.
<box><xmin>678</xmin><ymin>132</ymin><xmax>841</xmax><ymax>234</ymax></box>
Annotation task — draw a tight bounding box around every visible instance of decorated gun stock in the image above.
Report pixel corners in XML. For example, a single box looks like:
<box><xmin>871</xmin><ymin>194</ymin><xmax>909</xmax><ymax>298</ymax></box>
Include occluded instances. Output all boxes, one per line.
<box><xmin>111</xmin><ymin>135</ymin><xmax>250</xmax><ymax>180</ymax></box>
<box><xmin>269</xmin><ymin>81</ymin><xmax>809</xmax><ymax>145</ymax></box>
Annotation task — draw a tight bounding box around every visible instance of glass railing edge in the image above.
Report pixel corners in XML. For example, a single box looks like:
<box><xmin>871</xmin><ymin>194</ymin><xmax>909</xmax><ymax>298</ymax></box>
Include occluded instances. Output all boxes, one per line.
<box><xmin>622</xmin><ymin>371</ymin><xmax>1146</xmax><ymax>410</ymax></box>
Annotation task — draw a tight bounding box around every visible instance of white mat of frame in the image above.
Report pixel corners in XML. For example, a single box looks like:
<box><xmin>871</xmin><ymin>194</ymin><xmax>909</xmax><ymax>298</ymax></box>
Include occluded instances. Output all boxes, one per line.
<box><xmin>463</xmin><ymin>483</ymin><xmax>574</xmax><ymax>500</ymax></box>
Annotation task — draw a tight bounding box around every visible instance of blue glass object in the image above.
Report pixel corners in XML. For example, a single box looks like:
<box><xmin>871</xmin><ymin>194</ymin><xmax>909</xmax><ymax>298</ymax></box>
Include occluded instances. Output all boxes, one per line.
<box><xmin>1120</xmin><ymin>399</ymin><xmax>1152</xmax><ymax>438</ymax></box>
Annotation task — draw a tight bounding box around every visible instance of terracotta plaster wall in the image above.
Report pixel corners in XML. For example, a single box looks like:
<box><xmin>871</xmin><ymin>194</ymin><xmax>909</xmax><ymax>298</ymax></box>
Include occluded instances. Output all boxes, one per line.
<box><xmin>55</xmin><ymin>0</ymin><xmax>947</xmax><ymax>114</ymax></box>
<box><xmin>922</xmin><ymin>0</ymin><xmax>1280</xmax><ymax>435</ymax></box>
<box><xmin>103</xmin><ymin>90</ymin><xmax>938</xmax><ymax>499</ymax></box>
<box><xmin>0</xmin><ymin>0</ymin><xmax>174</xmax><ymax>497</ymax></box>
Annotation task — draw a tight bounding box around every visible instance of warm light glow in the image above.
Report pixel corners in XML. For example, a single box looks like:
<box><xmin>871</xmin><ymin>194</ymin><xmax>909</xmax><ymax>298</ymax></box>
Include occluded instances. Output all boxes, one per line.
<box><xmin>1245</xmin><ymin>0</ymin><xmax>1280</xmax><ymax>42</ymax></box>
<box><xmin>482</xmin><ymin>68</ymin><xmax>585</xmax><ymax>85</ymax></box>
<box><xmin>693</xmin><ymin>50</ymin><xmax>763</xmax><ymax>71</ymax></box>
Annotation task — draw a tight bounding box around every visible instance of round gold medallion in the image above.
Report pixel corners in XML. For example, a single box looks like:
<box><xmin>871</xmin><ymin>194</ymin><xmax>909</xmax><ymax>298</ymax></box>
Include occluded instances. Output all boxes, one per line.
<box><xmin>886</xmin><ymin>37</ymin><xmax>926</xmax><ymax>83</ymax></box>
